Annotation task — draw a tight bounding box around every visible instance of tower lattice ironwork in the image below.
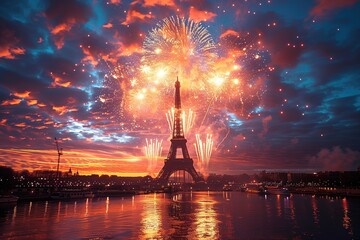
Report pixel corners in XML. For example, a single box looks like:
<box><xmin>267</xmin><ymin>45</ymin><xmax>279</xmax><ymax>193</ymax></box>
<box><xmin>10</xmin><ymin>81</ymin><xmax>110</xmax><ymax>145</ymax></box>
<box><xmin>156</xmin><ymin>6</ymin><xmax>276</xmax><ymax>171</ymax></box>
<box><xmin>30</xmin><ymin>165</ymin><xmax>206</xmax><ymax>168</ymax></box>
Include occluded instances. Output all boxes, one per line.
<box><xmin>156</xmin><ymin>77</ymin><xmax>203</xmax><ymax>183</ymax></box>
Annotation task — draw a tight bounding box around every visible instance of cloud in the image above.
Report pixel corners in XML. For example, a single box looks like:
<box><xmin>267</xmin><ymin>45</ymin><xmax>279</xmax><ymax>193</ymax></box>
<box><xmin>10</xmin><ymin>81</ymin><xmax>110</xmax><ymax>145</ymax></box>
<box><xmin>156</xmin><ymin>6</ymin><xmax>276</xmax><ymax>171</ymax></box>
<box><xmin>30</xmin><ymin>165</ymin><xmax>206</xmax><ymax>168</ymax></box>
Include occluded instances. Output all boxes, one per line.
<box><xmin>220</xmin><ymin>29</ymin><xmax>239</xmax><ymax>39</ymax></box>
<box><xmin>45</xmin><ymin>0</ymin><xmax>92</xmax><ymax>49</ymax></box>
<box><xmin>0</xmin><ymin>20</ymin><xmax>26</xmax><ymax>59</ymax></box>
<box><xmin>143</xmin><ymin>0</ymin><xmax>176</xmax><ymax>7</ymax></box>
<box><xmin>258</xmin><ymin>115</ymin><xmax>272</xmax><ymax>139</ymax></box>
<box><xmin>310</xmin><ymin>0</ymin><xmax>357</xmax><ymax>17</ymax></box>
<box><xmin>110</xmin><ymin>0</ymin><xmax>121</xmax><ymax>5</ymax></box>
<box><xmin>103</xmin><ymin>22</ymin><xmax>113</xmax><ymax>28</ymax></box>
<box><xmin>309</xmin><ymin>146</ymin><xmax>360</xmax><ymax>171</ymax></box>
<box><xmin>1</xmin><ymin>98</ymin><xmax>22</xmax><ymax>106</ymax></box>
<box><xmin>122</xmin><ymin>9</ymin><xmax>153</xmax><ymax>25</ymax></box>
<box><xmin>189</xmin><ymin>6</ymin><xmax>217</xmax><ymax>22</ymax></box>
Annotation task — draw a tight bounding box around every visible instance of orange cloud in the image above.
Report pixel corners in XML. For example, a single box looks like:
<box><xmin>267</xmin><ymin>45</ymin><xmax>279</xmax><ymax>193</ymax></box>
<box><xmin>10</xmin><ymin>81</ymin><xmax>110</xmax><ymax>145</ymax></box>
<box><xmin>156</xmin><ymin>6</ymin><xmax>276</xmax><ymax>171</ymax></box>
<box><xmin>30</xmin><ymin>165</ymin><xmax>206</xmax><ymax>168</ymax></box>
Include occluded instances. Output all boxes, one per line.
<box><xmin>220</xmin><ymin>29</ymin><xmax>239</xmax><ymax>39</ymax></box>
<box><xmin>49</xmin><ymin>19</ymin><xmax>76</xmax><ymax>49</ymax></box>
<box><xmin>14</xmin><ymin>122</ymin><xmax>26</xmax><ymax>127</ymax></box>
<box><xmin>114</xmin><ymin>41</ymin><xmax>142</xmax><ymax>56</ymax></box>
<box><xmin>37</xmin><ymin>103</ymin><xmax>46</xmax><ymax>107</ymax></box>
<box><xmin>52</xmin><ymin>106</ymin><xmax>78</xmax><ymax>115</ymax></box>
<box><xmin>81</xmin><ymin>47</ymin><xmax>99</xmax><ymax>66</ymax></box>
<box><xmin>1</xmin><ymin>98</ymin><xmax>22</xmax><ymax>106</ymax></box>
<box><xmin>110</xmin><ymin>0</ymin><xmax>121</xmax><ymax>4</ymax></box>
<box><xmin>0</xmin><ymin>46</ymin><xmax>26</xmax><ymax>59</ymax></box>
<box><xmin>27</xmin><ymin>99</ymin><xmax>38</xmax><ymax>106</ymax></box>
<box><xmin>35</xmin><ymin>126</ymin><xmax>48</xmax><ymax>130</ymax></box>
<box><xmin>13</xmin><ymin>91</ymin><xmax>31</xmax><ymax>98</ymax></box>
<box><xmin>0</xmin><ymin>27</ymin><xmax>26</xmax><ymax>59</ymax></box>
<box><xmin>50</xmin><ymin>74</ymin><xmax>71</xmax><ymax>87</ymax></box>
<box><xmin>143</xmin><ymin>0</ymin><xmax>176</xmax><ymax>7</ymax></box>
<box><xmin>189</xmin><ymin>6</ymin><xmax>217</xmax><ymax>23</ymax></box>
<box><xmin>51</xmin><ymin>21</ymin><xmax>74</xmax><ymax>35</ymax></box>
<box><xmin>122</xmin><ymin>9</ymin><xmax>153</xmax><ymax>25</ymax></box>
<box><xmin>310</xmin><ymin>0</ymin><xmax>357</xmax><ymax>17</ymax></box>
<box><xmin>103</xmin><ymin>22</ymin><xmax>113</xmax><ymax>28</ymax></box>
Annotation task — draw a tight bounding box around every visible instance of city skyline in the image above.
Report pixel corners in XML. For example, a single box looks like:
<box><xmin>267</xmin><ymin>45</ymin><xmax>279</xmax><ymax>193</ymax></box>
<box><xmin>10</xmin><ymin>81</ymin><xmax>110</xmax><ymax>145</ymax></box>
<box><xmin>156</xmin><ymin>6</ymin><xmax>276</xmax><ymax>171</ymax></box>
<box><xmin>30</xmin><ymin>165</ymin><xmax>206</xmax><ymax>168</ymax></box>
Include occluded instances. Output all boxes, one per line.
<box><xmin>1</xmin><ymin>0</ymin><xmax>360</xmax><ymax>176</ymax></box>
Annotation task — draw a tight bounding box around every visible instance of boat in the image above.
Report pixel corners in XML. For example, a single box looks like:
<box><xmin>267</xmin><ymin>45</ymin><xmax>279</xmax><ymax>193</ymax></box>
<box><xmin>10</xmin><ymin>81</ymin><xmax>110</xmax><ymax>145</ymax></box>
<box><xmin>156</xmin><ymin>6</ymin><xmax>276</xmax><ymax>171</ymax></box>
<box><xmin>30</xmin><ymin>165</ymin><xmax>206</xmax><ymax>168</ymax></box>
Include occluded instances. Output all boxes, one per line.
<box><xmin>0</xmin><ymin>195</ymin><xmax>19</xmax><ymax>203</ymax></box>
<box><xmin>243</xmin><ymin>182</ymin><xmax>266</xmax><ymax>194</ymax></box>
<box><xmin>51</xmin><ymin>189</ymin><xmax>94</xmax><ymax>200</ymax></box>
<box><xmin>265</xmin><ymin>185</ymin><xmax>290</xmax><ymax>195</ymax></box>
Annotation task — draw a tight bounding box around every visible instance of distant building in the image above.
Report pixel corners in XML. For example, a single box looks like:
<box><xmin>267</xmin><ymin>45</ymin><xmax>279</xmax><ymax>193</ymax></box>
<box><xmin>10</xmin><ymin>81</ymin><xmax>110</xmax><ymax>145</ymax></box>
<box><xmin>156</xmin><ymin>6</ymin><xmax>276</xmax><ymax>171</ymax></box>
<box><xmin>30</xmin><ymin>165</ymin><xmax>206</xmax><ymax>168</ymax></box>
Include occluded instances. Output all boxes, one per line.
<box><xmin>63</xmin><ymin>168</ymin><xmax>72</xmax><ymax>177</ymax></box>
<box><xmin>32</xmin><ymin>170</ymin><xmax>59</xmax><ymax>178</ymax></box>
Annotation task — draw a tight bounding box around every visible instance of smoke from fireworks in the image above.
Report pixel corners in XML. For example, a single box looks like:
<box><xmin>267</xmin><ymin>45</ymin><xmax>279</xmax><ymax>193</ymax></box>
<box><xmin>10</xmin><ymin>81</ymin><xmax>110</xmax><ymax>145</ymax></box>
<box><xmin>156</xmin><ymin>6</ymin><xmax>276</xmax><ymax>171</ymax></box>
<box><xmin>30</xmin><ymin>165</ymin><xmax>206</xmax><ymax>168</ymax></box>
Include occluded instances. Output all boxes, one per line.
<box><xmin>194</xmin><ymin>134</ymin><xmax>214</xmax><ymax>178</ymax></box>
<box><xmin>144</xmin><ymin>138</ymin><xmax>163</xmax><ymax>177</ymax></box>
<box><xmin>166</xmin><ymin>108</ymin><xmax>196</xmax><ymax>137</ymax></box>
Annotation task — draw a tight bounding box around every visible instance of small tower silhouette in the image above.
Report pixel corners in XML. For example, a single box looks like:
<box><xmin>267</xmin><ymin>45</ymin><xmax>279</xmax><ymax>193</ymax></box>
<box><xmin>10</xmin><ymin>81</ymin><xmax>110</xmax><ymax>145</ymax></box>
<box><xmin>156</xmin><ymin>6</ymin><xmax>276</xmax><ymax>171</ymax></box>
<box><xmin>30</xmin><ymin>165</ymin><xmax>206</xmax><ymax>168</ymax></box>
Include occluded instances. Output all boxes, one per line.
<box><xmin>156</xmin><ymin>77</ymin><xmax>203</xmax><ymax>183</ymax></box>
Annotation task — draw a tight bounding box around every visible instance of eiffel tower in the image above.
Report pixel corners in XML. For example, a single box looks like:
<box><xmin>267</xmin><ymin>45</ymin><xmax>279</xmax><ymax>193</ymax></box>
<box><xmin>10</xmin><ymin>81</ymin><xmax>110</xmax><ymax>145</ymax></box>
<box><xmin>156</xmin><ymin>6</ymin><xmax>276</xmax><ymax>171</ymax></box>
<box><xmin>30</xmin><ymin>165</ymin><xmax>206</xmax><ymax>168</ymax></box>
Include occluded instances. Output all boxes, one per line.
<box><xmin>156</xmin><ymin>77</ymin><xmax>203</xmax><ymax>183</ymax></box>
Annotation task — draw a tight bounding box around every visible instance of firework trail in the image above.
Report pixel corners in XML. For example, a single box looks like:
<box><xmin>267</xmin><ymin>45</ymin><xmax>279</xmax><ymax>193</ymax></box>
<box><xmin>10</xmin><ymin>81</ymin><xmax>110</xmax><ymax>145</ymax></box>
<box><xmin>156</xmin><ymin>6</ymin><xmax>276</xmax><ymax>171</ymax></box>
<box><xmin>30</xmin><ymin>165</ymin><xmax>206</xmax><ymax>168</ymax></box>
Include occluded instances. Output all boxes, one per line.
<box><xmin>194</xmin><ymin>134</ymin><xmax>214</xmax><ymax>177</ymax></box>
<box><xmin>144</xmin><ymin>138</ymin><xmax>163</xmax><ymax>177</ymax></box>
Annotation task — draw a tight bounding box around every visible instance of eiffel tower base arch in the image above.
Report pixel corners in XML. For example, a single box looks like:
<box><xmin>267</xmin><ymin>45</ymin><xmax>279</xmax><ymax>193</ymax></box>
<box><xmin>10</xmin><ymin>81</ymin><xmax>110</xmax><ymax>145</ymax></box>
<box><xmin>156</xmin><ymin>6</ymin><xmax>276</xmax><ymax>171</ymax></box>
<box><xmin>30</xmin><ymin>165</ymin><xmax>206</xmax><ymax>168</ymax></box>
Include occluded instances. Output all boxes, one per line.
<box><xmin>156</xmin><ymin>159</ymin><xmax>204</xmax><ymax>183</ymax></box>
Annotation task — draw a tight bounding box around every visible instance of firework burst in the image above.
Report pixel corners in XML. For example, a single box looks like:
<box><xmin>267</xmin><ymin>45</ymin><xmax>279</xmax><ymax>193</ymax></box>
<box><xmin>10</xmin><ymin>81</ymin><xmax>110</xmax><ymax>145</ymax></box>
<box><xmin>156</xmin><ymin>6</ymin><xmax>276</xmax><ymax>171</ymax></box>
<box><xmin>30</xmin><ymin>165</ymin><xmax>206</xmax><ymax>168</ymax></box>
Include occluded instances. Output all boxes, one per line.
<box><xmin>142</xmin><ymin>16</ymin><xmax>218</xmax><ymax>91</ymax></box>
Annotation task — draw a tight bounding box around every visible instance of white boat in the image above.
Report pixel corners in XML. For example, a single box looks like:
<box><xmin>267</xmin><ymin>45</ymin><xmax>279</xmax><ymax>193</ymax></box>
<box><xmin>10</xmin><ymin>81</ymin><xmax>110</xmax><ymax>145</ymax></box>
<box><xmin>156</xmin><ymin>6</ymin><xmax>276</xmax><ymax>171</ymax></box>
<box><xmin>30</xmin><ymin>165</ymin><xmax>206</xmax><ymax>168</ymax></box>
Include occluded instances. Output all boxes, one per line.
<box><xmin>0</xmin><ymin>195</ymin><xmax>19</xmax><ymax>203</ymax></box>
<box><xmin>51</xmin><ymin>189</ymin><xmax>94</xmax><ymax>200</ymax></box>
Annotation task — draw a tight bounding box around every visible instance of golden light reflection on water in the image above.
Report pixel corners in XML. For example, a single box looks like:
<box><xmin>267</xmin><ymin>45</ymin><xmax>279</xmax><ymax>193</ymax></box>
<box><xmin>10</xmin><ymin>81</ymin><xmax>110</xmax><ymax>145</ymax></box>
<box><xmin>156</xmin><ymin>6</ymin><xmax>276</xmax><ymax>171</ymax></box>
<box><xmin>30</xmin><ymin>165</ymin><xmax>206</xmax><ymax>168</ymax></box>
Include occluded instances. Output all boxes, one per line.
<box><xmin>194</xmin><ymin>193</ymin><xmax>219</xmax><ymax>239</ymax></box>
<box><xmin>11</xmin><ymin>206</ymin><xmax>16</xmax><ymax>225</ymax></box>
<box><xmin>342</xmin><ymin>198</ymin><xmax>353</xmax><ymax>236</ymax></box>
<box><xmin>311</xmin><ymin>196</ymin><xmax>319</xmax><ymax>224</ymax></box>
<box><xmin>105</xmin><ymin>197</ymin><xmax>109</xmax><ymax>214</ymax></box>
<box><xmin>74</xmin><ymin>201</ymin><xmax>77</xmax><ymax>213</ymax></box>
<box><xmin>28</xmin><ymin>201</ymin><xmax>32</xmax><ymax>216</ymax></box>
<box><xmin>140</xmin><ymin>193</ymin><xmax>162</xmax><ymax>239</ymax></box>
<box><xmin>85</xmin><ymin>198</ymin><xmax>89</xmax><ymax>216</ymax></box>
<box><xmin>276</xmin><ymin>195</ymin><xmax>282</xmax><ymax>216</ymax></box>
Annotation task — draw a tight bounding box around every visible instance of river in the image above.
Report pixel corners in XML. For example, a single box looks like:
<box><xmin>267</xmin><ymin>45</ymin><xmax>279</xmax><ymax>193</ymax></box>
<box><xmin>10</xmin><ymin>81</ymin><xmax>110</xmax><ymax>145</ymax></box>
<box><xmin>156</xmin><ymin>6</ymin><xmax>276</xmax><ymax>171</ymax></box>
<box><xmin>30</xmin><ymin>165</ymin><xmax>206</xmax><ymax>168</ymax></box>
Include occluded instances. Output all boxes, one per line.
<box><xmin>1</xmin><ymin>192</ymin><xmax>359</xmax><ymax>239</ymax></box>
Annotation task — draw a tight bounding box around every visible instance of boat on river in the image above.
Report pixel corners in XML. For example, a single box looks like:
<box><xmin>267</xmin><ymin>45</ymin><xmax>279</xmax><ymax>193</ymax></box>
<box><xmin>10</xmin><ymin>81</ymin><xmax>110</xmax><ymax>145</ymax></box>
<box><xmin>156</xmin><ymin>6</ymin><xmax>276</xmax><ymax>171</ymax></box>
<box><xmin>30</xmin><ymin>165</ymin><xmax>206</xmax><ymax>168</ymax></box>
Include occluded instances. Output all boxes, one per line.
<box><xmin>243</xmin><ymin>183</ymin><xmax>266</xmax><ymax>194</ymax></box>
<box><xmin>264</xmin><ymin>185</ymin><xmax>290</xmax><ymax>195</ymax></box>
<box><xmin>51</xmin><ymin>189</ymin><xmax>94</xmax><ymax>200</ymax></box>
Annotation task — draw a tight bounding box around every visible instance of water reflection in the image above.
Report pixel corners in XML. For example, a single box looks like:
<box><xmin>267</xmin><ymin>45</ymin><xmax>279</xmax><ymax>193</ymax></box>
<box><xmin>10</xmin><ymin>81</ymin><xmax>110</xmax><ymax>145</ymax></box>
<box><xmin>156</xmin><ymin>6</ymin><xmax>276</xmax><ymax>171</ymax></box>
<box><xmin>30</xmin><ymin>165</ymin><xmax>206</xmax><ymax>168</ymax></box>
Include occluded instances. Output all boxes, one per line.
<box><xmin>11</xmin><ymin>206</ymin><xmax>16</xmax><ymax>224</ymax></box>
<box><xmin>342</xmin><ymin>198</ymin><xmax>353</xmax><ymax>236</ymax></box>
<box><xmin>105</xmin><ymin>197</ymin><xmax>109</xmax><ymax>214</ymax></box>
<box><xmin>311</xmin><ymin>195</ymin><xmax>319</xmax><ymax>224</ymax></box>
<box><xmin>140</xmin><ymin>193</ymin><xmax>162</xmax><ymax>239</ymax></box>
<box><xmin>194</xmin><ymin>193</ymin><xmax>219</xmax><ymax>239</ymax></box>
<box><xmin>0</xmin><ymin>192</ymin><xmax>359</xmax><ymax>239</ymax></box>
<box><xmin>276</xmin><ymin>195</ymin><xmax>282</xmax><ymax>216</ymax></box>
<box><xmin>28</xmin><ymin>201</ymin><xmax>32</xmax><ymax>216</ymax></box>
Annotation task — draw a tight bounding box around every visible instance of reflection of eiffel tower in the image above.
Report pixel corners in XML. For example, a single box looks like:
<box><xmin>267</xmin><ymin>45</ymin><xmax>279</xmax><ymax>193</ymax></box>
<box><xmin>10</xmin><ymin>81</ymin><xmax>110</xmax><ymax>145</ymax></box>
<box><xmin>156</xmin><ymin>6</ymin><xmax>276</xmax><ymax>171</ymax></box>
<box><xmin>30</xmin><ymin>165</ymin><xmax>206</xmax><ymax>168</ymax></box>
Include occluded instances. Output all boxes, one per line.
<box><xmin>156</xmin><ymin>77</ymin><xmax>203</xmax><ymax>183</ymax></box>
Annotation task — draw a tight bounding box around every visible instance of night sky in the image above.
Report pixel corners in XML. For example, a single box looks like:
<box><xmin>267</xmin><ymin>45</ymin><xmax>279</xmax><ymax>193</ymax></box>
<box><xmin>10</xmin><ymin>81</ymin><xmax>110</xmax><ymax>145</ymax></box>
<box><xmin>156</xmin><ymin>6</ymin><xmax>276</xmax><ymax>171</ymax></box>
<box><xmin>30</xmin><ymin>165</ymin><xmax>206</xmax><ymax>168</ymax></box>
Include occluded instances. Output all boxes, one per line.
<box><xmin>1</xmin><ymin>0</ymin><xmax>360</xmax><ymax>176</ymax></box>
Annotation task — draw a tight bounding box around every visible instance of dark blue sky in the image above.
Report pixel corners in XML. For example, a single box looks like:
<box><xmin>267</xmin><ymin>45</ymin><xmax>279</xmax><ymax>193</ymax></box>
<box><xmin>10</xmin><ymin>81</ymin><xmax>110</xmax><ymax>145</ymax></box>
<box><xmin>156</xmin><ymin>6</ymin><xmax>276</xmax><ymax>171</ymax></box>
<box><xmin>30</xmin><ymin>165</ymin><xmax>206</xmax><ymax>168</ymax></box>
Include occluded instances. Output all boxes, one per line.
<box><xmin>0</xmin><ymin>0</ymin><xmax>359</xmax><ymax>176</ymax></box>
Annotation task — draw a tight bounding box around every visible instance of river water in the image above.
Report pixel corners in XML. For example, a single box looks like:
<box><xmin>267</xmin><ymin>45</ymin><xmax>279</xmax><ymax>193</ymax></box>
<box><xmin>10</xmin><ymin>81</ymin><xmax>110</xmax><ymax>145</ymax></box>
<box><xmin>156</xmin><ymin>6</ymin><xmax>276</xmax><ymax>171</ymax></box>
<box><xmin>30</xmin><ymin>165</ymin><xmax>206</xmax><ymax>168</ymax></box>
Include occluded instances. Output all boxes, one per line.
<box><xmin>1</xmin><ymin>192</ymin><xmax>359</xmax><ymax>239</ymax></box>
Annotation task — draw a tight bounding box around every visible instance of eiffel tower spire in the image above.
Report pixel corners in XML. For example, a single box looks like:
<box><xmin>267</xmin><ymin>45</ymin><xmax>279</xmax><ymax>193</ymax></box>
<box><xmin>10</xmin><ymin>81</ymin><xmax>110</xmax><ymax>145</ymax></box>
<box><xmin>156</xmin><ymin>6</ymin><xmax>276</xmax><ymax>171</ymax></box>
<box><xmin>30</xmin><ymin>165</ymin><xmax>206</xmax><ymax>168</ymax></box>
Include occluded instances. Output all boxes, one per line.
<box><xmin>173</xmin><ymin>77</ymin><xmax>184</xmax><ymax>138</ymax></box>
